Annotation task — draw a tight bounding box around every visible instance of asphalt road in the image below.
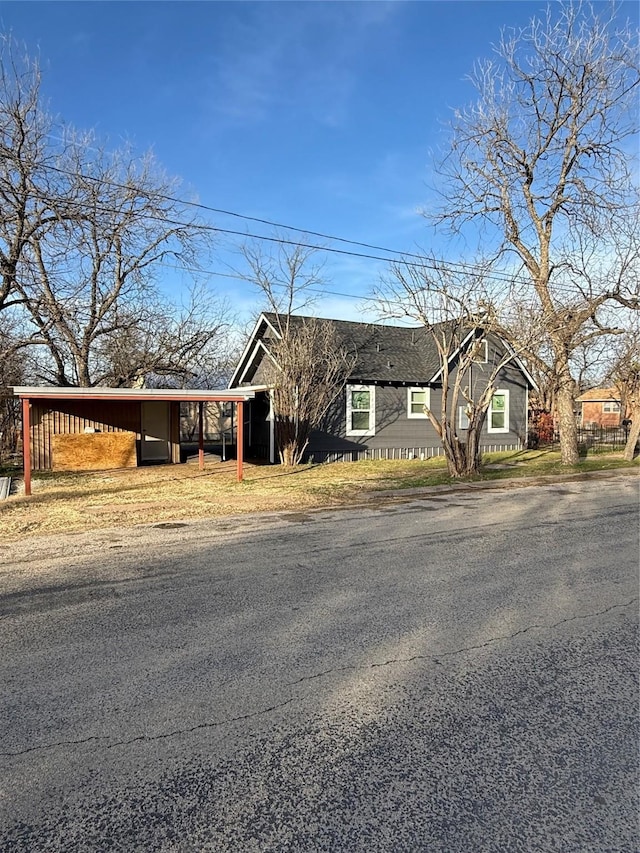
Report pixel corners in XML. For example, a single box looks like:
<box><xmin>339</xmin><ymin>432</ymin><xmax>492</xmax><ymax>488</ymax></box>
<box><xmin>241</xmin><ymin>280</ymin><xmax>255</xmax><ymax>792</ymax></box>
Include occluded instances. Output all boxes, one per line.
<box><xmin>1</xmin><ymin>474</ymin><xmax>638</xmax><ymax>852</ymax></box>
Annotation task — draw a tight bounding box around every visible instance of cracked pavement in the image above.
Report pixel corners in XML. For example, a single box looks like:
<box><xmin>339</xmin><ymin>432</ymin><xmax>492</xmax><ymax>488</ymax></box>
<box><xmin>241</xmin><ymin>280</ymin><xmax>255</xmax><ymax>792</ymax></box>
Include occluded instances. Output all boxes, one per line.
<box><xmin>0</xmin><ymin>475</ymin><xmax>638</xmax><ymax>851</ymax></box>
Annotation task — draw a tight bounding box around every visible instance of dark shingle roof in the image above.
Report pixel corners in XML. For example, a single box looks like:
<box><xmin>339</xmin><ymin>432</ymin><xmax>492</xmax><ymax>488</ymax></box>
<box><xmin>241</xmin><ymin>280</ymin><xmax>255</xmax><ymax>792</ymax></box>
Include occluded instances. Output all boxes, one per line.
<box><xmin>262</xmin><ymin>313</ymin><xmax>448</xmax><ymax>384</ymax></box>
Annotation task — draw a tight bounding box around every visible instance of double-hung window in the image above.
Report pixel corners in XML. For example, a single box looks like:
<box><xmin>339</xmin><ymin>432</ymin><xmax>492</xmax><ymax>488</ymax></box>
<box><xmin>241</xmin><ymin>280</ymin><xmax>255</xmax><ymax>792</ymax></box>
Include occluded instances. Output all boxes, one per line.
<box><xmin>407</xmin><ymin>387</ymin><xmax>430</xmax><ymax>419</ymax></box>
<box><xmin>488</xmin><ymin>389</ymin><xmax>509</xmax><ymax>433</ymax></box>
<box><xmin>346</xmin><ymin>385</ymin><xmax>375</xmax><ymax>436</ymax></box>
<box><xmin>603</xmin><ymin>401</ymin><xmax>620</xmax><ymax>413</ymax></box>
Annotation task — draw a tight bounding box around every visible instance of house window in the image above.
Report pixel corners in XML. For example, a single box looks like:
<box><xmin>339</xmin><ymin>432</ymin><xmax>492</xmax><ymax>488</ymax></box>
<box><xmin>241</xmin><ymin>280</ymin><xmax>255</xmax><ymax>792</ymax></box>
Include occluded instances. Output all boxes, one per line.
<box><xmin>459</xmin><ymin>406</ymin><xmax>470</xmax><ymax>430</ymax></box>
<box><xmin>603</xmin><ymin>401</ymin><xmax>620</xmax><ymax>413</ymax></box>
<box><xmin>346</xmin><ymin>385</ymin><xmax>375</xmax><ymax>436</ymax></box>
<box><xmin>488</xmin><ymin>389</ymin><xmax>509</xmax><ymax>433</ymax></box>
<box><xmin>471</xmin><ymin>338</ymin><xmax>488</xmax><ymax>364</ymax></box>
<box><xmin>407</xmin><ymin>387</ymin><xmax>430</xmax><ymax>419</ymax></box>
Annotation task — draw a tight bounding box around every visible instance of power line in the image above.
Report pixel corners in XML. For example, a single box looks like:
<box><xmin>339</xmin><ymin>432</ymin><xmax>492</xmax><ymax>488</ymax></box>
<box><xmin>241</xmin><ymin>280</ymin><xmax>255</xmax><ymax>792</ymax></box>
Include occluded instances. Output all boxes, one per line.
<box><xmin>7</xmin><ymin>159</ymin><xmax>636</xmax><ymax>298</ymax></box>
<box><xmin>144</xmin><ymin>256</ymin><xmax>610</xmax><ymax>310</ymax></box>
<box><xmin>158</xmin><ymin>261</ymin><xmax>384</xmax><ymax>304</ymax></box>
<box><xmin>38</xmin><ymin>161</ymin><xmax>535</xmax><ymax>288</ymax></box>
<box><xmin>41</xmin><ymin>162</ymin><xmax>435</xmax><ymax>258</ymax></box>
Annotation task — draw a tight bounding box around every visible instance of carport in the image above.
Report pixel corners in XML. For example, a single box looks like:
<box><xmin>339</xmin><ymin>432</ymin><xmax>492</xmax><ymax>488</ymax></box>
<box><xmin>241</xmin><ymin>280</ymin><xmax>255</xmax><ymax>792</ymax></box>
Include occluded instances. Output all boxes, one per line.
<box><xmin>11</xmin><ymin>386</ymin><xmax>257</xmax><ymax>496</ymax></box>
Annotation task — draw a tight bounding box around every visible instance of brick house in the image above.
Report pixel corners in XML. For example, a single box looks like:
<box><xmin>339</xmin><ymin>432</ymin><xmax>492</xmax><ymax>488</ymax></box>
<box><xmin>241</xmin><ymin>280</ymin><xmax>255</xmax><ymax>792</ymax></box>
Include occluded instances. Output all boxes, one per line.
<box><xmin>576</xmin><ymin>387</ymin><xmax>625</xmax><ymax>428</ymax></box>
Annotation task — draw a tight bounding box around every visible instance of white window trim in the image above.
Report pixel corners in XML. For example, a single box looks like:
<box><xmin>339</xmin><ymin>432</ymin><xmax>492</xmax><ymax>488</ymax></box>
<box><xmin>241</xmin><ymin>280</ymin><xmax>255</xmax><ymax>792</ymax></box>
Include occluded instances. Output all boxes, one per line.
<box><xmin>488</xmin><ymin>389</ymin><xmax>510</xmax><ymax>434</ymax></box>
<box><xmin>603</xmin><ymin>401</ymin><xmax>620</xmax><ymax>413</ymax></box>
<box><xmin>346</xmin><ymin>384</ymin><xmax>376</xmax><ymax>437</ymax></box>
<box><xmin>459</xmin><ymin>405</ymin><xmax>470</xmax><ymax>430</ymax></box>
<box><xmin>407</xmin><ymin>387</ymin><xmax>431</xmax><ymax>419</ymax></box>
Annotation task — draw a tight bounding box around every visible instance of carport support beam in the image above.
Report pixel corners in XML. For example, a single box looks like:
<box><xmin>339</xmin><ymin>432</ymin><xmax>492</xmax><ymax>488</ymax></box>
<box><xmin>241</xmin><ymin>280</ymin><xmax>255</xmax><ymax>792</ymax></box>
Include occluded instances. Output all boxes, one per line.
<box><xmin>236</xmin><ymin>400</ymin><xmax>244</xmax><ymax>482</ymax></box>
<box><xmin>198</xmin><ymin>401</ymin><xmax>204</xmax><ymax>471</ymax></box>
<box><xmin>22</xmin><ymin>397</ymin><xmax>31</xmax><ymax>497</ymax></box>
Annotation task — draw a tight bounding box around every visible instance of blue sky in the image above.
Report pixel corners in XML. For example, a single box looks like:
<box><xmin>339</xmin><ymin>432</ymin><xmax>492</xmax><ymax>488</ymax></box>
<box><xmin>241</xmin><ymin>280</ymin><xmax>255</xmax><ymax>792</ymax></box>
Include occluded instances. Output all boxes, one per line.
<box><xmin>1</xmin><ymin>1</ymin><xmax>637</xmax><ymax>324</ymax></box>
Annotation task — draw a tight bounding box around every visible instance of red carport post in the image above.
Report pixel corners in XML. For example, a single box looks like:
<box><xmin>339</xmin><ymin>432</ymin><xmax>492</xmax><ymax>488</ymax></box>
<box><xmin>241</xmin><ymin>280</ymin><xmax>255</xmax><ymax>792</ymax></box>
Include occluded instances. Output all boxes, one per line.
<box><xmin>236</xmin><ymin>400</ymin><xmax>244</xmax><ymax>482</ymax></box>
<box><xmin>198</xmin><ymin>401</ymin><xmax>204</xmax><ymax>471</ymax></box>
<box><xmin>22</xmin><ymin>396</ymin><xmax>31</xmax><ymax>497</ymax></box>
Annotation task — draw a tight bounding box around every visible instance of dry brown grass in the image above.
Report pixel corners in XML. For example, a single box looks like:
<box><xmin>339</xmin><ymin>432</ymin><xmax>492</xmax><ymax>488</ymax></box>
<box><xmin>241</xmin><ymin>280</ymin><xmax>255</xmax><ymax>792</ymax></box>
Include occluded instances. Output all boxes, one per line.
<box><xmin>1</xmin><ymin>451</ymin><xmax>636</xmax><ymax>541</ymax></box>
<box><xmin>0</xmin><ymin>457</ymin><xmax>450</xmax><ymax>540</ymax></box>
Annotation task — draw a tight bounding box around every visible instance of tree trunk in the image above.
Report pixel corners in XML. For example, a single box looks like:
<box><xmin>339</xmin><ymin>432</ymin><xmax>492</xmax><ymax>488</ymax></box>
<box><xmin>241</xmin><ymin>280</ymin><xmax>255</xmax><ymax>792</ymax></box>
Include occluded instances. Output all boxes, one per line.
<box><xmin>442</xmin><ymin>433</ymin><xmax>481</xmax><ymax>478</ymax></box>
<box><xmin>555</xmin><ymin>365</ymin><xmax>579</xmax><ymax>465</ymax></box>
<box><xmin>444</xmin><ymin>441</ymin><xmax>465</xmax><ymax>478</ymax></box>
<box><xmin>437</xmin><ymin>406</ymin><xmax>485</xmax><ymax>478</ymax></box>
<box><xmin>622</xmin><ymin>403</ymin><xmax>640</xmax><ymax>462</ymax></box>
<box><xmin>464</xmin><ymin>424</ymin><xmax>482</xmax><ymax>476</ymax></box>
<box><xmin>275</xmin><ymin>417</ymin><xmax>309</xmax><ymax>466</ymax></box>
<box><xmin>279</xmin><ymin>442</ymin><xmax>296</xmax><ymax>467</ymax></box>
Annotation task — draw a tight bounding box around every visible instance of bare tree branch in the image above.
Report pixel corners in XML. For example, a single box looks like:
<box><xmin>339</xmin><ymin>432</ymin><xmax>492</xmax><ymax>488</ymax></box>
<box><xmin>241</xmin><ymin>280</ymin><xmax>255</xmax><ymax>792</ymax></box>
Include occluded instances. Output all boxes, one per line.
<box><xmin>238</xmin><ymin>238</ymin><xmax>354</xmax><ymax>465</ymax></box>
<box><xmin>431</xmin><ymin>1</ymin><xmax>640</xmax><ymax>464</ymax></box>
<box><xmin>377</xmin><ymin>257</ymin><xmax>533</xmax><ymax>477</ymax></box>
<box><xmin>0</xmin><ymin>37</ymin><xmax>227</xmax><ymax>389</ymax></box>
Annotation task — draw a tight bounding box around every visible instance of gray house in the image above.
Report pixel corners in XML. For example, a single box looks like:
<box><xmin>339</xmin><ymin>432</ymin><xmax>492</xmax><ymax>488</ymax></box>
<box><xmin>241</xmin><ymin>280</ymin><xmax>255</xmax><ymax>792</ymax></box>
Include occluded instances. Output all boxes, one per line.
<box><xmin>229</xmin><ymin>313</ymin><xmax>536</xmax><ymax>463</ymax></box>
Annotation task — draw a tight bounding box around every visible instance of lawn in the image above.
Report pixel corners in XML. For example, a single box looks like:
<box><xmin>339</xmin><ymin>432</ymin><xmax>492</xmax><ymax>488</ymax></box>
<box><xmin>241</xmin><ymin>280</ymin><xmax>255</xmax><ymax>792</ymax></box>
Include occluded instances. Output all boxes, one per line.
<box><xmin>0</xmin><ymin>450</ymin><xmax>637</xmax><ymax>540</ymax></box>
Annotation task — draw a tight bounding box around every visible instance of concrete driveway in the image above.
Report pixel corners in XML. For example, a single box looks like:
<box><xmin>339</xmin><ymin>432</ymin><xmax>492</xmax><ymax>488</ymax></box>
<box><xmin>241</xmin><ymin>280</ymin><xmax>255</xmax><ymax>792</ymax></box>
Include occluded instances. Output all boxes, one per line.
<box><xmin>1</xmin><ymin>475</ymin><xmax>638</xmax><ymax>851</ymax></box>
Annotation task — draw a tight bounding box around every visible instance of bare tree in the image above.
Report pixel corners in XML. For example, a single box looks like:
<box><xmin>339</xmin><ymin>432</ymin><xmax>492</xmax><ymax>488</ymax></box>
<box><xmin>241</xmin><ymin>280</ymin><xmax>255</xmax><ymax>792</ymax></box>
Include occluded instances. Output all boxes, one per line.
<box><xmin>0</xmin><ymin>322</ymin><xmax>31</xmax><ymax>459</ymax></box>
<box><xmin>239</xmin><ymin>235</ymin><xmax>324</xmax><ymax>321</ymax></box>
<box><xmin>239</xmin><ymin>238</ymin><xmax>355</xmax><ymax>465</ymax></box>
<box><xmin>0</xmin><ymin>38</ymin><xmax>48</xmax><ymax>315</ymax></box>
<box><xmin>502</xmin><ymin>299</ymin><xmax>556</xmax><ymax>411</ymax></box>
<box><xmin>606</xmin><ymin>322</ymin><xmax>640</xmax><ymax>461</ymax></box>
<box><xmin>378</xmin><ymin>258</ymin><xmax>531</xmax><ymax>477</ymax></box>
<box><xmin>88</xmin><ymin>285</ymin><xmax>230</xmax><ymax>389</ymax></box>
<box><xmin>502</xmin><ymin>296</ymin><xmax>627</xmax><ymax>448</ymax></box>
<box><xmin>0</xmin><ymin>36</ymin><xmax>81</xmax><ymax>368</ymax></box>
<box><xmin>13</xmin><ymin>136</ymin><xmax>221</xmax><ymax>387</ymax></box>
<box><xmin>267</xmin><ymin>318</ymin><xmax>356</xmax><ymax>465</ymax></box>
<box><xmin>0</xmin><ymin>38</ymin><xmax>227</xmax><ymax>389</ymax></box>
<box><xmin>431</xmin><ymin>2</ymin><xmax>640</xmax><ymax>464</ymax></box>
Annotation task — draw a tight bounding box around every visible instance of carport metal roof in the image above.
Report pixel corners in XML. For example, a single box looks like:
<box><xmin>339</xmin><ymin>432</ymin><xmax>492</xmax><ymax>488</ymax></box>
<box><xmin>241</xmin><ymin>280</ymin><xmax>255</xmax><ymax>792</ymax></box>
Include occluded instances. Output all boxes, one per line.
<box><xmin>10</xmin><ymin>386</ymin><xmax>261</xmax><ymax>495</ymax></box>
<box><xmin>11</xmin><ymin>386</ymin><xmax>258</xmax><ymax>402</ymax></box>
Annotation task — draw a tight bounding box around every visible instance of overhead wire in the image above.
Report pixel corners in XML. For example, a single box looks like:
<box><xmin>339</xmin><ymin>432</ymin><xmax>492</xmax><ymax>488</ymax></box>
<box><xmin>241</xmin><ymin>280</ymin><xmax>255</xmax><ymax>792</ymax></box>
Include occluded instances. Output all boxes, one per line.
<box><xmin>6</xmin><ymin>160</ymin><xmax>637</xmax><ymax>299</ymax></box>
<box><xmin>37</xmin><ymin>161</ymin><xmax>537</xmax><ymax>288</ymax></box>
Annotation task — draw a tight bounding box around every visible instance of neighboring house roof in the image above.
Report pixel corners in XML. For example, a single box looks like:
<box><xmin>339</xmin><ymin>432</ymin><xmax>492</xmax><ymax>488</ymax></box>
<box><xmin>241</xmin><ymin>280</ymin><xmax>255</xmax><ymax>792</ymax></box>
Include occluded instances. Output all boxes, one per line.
<box><xmin>229</xmin><ymin>312</ymin><xmax>537</xmax><ymax>389</ymax></box>
<box><xmin>576</xmin><ymin>387</ymin><xmax>621</xmax><ymax>403</ymax></box>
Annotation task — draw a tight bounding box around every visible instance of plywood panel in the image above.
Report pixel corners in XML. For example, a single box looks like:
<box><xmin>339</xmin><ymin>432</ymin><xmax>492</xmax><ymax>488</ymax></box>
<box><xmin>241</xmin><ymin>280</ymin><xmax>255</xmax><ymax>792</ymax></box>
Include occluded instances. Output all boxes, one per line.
<box><xmin>51</xmin><ymin>432</ymin><xmax>137</xmax><ymax>471</ymax></box>
<box><xmin>30</xmin><ymin>401</ymin><xmax>142</xmax><ymax>470</ymax></box>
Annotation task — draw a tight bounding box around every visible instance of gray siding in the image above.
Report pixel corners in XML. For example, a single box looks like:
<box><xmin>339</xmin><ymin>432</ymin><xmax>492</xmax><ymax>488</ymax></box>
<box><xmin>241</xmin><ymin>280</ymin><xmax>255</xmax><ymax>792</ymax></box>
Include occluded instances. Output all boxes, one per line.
<box><xmin>306</xmin><ymin>385</ymin><xmax>443</xmax><ymax>461</ymax></box>
<box><xmin>240</xmin><ymin>328</ymin><xmax>532</xmax><ymax>463</ymax></box>
<box><xmin>250</xmin><ymin>355</ymin><xmax>273</xmax><ymax>386</ymax></box>
<box><xmin>306</xmin><ymin>370</ymin><xmax>528</xmax><ymax>463</ymax></box>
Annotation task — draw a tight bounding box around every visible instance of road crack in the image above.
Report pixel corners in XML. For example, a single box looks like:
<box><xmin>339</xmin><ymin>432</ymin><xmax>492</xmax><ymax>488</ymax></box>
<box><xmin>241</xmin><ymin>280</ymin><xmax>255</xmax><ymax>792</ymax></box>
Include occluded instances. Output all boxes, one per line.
<box><xmin>1</xmin><ymin>598</ymin><xmax>635</xmax><ymax>760</ymax></box>
<box><xmin>287</xmin><ymin>598</ymin><xmax>638</xmax><ymax>683</ymax></box>
<box><xmin>0</xmin><ymin>697</ymin><xmax>300</xmax><ymax>759</ymax></box>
